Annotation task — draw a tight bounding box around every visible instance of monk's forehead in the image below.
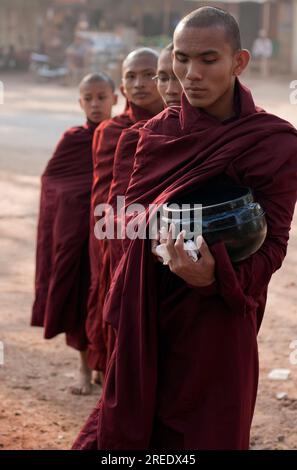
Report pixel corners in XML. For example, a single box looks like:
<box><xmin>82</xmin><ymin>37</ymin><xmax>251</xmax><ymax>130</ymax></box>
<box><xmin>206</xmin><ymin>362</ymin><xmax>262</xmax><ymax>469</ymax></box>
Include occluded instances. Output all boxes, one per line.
<box><xmin>123</xmin><ymin>54</ymin><xmax>158</xmax><ymax>74</ymax></box>
<box><xmin>157</xmin><ymin>50</ymin><xmax>173</xmax><ymax>72</ymax></box>
<box><xmin>80</xmin><ymin>80</ymin><xmax>113</xmax><ymax>94</ymax></box>
<box><xmin>174</xmin><ymin>24</ymin><xmax>231</xmax><ymax>55</ymax></box>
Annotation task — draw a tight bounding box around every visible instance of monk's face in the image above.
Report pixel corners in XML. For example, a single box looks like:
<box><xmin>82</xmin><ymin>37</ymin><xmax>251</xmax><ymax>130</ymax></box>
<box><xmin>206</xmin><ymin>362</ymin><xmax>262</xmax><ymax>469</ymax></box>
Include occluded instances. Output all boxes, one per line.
<box><xmin>79</xmin><ymin>81</ymin><xmax>117</xmax><ymax>124</ymax></box>
<box><xmin>156</xmin><ymin>50</ymin><xmax>182</xmax><ymax>107</ymax></box>
<box><xmin>121</xmin><ymin>55</ymin><xmax>162</xmax><ymax>110</ymax></box>
<box><xmin>173</xmin><ymin>25</ymin><xmax>248</xmax><ymax>113</ymax></box>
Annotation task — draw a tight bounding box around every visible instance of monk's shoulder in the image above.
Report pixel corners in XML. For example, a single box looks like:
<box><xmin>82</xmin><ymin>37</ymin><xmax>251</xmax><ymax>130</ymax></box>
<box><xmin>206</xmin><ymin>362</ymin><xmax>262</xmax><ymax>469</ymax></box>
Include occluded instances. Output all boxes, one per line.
<box><xmin>119</xmin><ymin>120</ymin><xmax>147</xmax><ymax>142</ymax></box>
<box><xmin>142</xmin><ymin>106</ymin><xmax>181</xmax><ymax>135</ymax></box>
<box><xmin>57</xmin><ymin>125</ymin><xmax>88</xmax><ymax>147</ymax></box>
<box><xmin>63</xmin><ymin>125</ymin><xmax>86</xmax><ymax>136</ymax></box>
<box><xmin>94</xmin><ymin>113</ymin><xmax>130</xmax><ymax>140</ymax></box>
<box><xmin>258</xmin><ymin>113</ymin><xmax>297</xmax><ymax>156</ymax></box>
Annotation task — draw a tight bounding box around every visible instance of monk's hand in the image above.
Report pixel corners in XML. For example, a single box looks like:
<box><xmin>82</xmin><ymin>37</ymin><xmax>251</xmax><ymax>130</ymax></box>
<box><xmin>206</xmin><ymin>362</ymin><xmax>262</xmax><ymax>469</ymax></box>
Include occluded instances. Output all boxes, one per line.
<box><xmin>166</xmin><ymin>224</ymin><xmax>216</xmax><ymax>287</ymax></box>
<box><xmin>151</xmin><ymin>230</ymin><xmax>164</xmax><ymax>263</ymax></box>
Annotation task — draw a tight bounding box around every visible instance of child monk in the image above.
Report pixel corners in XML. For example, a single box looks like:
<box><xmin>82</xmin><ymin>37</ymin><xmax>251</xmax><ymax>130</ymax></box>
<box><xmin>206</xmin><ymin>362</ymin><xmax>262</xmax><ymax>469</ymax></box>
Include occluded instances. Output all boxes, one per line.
<box><xmin>31</xmin><ymin>73</ymin><xmax>117</xmax><ymax>395</ymax></box>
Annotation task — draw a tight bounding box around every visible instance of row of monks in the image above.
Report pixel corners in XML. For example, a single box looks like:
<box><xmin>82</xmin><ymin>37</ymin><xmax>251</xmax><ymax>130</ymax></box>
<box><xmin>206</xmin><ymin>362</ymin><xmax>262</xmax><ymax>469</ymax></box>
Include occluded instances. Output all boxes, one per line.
<box><xmin>31</xmin><ymin>7</ymin><xmax>297</xmax><ymax>450</ymax></box>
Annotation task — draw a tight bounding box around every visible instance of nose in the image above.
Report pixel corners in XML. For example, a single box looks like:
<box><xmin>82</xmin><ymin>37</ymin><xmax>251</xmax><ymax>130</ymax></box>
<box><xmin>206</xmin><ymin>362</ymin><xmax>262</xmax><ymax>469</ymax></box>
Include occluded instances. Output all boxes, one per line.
<box><xmin>166</xmin><ymin>79</ymin><xmax>180</xmax><ymax>96</ymax></box>
<box><xmin>91</xmin><ymin>99</ymin><xmax>100</xmax><ymax>108</ymax></box>
<box><xmin>134</xmin><ymin>75</ymin><xmax>145</xmax><ymax>88</ymax></box>
<box><xmin>186</xmin><ymin>61</ymin><xmax>203</xmax><ymax>82</ymax></box>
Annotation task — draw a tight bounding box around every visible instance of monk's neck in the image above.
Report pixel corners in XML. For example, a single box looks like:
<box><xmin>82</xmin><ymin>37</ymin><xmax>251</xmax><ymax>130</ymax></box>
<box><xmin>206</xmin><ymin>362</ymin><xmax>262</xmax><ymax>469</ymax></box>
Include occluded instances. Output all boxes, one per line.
<box><xmin>141</xmin><ymin>99</ymin><xmax>164</xmax><ymax>116</ymax></box>
<box><xmin>201</xmin><ymin>82</ymin><xmax>236</xmax><ymax>122</ymax></box>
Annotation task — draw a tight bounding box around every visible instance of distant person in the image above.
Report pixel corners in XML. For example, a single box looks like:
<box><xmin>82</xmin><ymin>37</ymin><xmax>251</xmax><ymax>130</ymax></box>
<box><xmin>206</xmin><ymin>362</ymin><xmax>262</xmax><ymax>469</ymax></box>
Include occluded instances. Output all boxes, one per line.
<box><xmin>252</xmin><ymin>29</ymin><xmax>273</xmax><ymax>77</ymax></box>
<box><xmin>66</xmin><ymin>34</ymin><xmax>88</xmax><ymax>85</ymax></box>
<box><xmin>31</xmin><ymin>73</ymin><xmax>117</xmax><ymax>395</ymax></box>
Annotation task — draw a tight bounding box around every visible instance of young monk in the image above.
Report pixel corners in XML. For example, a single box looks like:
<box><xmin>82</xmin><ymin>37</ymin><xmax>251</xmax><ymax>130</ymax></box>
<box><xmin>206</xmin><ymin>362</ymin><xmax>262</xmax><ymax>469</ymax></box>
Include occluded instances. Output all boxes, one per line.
<box><xmin>31</xmin><ymin>73</ymin><xmax>117</xmax><ymax>395</ymax></box>
<box><xmin>86</xmin><ymin>48</ymin><xmax>164</xmax><ymax>379</ymax></box>
<box><xmin>73</xmin><ymin>7</ymin><xmax>297</xmax><ymax>449</ymax></box>
<box><xmin>107</xmin><ymin>42</ymin><xmax>182</xmax><ymax>274</ymax></box>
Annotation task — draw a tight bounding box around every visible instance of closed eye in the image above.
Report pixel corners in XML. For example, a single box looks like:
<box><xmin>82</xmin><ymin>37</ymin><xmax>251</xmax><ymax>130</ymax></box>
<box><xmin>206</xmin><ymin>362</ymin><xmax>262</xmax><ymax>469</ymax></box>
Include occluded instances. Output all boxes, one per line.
<box><xmin>175</xmin><ymin>53</ymin><xmax>188</xmax><ymax>63</ymax></box>
<box><xmin>203</xmin><ymin>58</ymin><xmax>217</xmax><ymax>64</ymax></box>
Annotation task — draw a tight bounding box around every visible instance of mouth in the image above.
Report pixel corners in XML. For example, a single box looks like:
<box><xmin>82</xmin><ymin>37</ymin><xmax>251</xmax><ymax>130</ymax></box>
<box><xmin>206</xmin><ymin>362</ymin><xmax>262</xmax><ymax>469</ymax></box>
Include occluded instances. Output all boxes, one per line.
<box><xmin>133</xmin><ymin>92</ymin><xmax>150</xmax><ymax>99</ymax></box>
<box><xmin>91</xmin><ymin>112</ymin><xmax>102</xmax><ymax>118</ymax></box>
<box><xmin>166</xmin><ymin>100</ymin><xmax>180</xmax><ymax>106</ymax></box>
<box><xmin>186</xmin><ymin>87</ymin><xmax>207</xmax><ymax>96</ymax></box>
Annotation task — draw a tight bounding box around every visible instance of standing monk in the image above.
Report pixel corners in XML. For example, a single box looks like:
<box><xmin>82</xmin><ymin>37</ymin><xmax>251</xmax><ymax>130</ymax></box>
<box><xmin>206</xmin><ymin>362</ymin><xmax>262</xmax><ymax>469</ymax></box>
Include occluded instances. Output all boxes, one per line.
<box><xmin>87</xmin><ymin>48</ymin><xmax>164</xmax><ymax>379</ymax></box>
<box><xmin>107</xmin><ymin>42</ymin><xmax>182</xmax><ymax>274</ymax></box>
<box><xmin>31</xmin><ymin>73</ymin><xmax>117</xmax><ymax>395</ymax></box>
<box><xmin>99</xmin><ymin>43</ymin><xmax>183</xmax><ymax>371</ymax></box>
<box><xmin>73</xmin><ymin>7</ymin><xmax>297</xmax><ymax>449</ymax></box>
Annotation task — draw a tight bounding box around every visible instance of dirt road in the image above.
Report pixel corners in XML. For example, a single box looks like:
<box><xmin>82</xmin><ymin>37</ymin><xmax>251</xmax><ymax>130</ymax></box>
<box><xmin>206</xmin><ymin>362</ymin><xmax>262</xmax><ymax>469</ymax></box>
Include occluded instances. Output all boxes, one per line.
<box><xmin>0</xmin><ymin>72</ymin><xmax>296</xmax><ymax>449</ymax></box>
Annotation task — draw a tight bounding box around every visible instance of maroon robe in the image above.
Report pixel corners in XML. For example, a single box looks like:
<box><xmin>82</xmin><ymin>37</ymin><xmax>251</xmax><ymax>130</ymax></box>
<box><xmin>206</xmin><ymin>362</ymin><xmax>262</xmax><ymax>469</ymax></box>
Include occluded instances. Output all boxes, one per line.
<box><xmin>73</xmin><ymin>80</ymin><xmax>297</xmax><ymax>449</ymax></box>
<box><xmin>107</xmin><ymin>120</ymin><xmax>149</xmax><ymax>275</ymax></box>
<box><xmin>31</xmin><ymin>120</ymin><xmax>97</xmax><ymax>350</ymax></box>
<box><xmin>86</xmin><ymin>103</ymin><xmax>160</xmax><ymax>371</ymax></box>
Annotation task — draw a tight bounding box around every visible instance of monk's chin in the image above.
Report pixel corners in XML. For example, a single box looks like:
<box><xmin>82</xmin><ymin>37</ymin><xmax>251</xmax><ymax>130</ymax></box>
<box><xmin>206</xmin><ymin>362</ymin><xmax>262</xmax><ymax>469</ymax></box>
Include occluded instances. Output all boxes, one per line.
<box><xmin>185</xmin><ymin>96</ymin><xmax>210</xmax><ymax>108</ymax></box>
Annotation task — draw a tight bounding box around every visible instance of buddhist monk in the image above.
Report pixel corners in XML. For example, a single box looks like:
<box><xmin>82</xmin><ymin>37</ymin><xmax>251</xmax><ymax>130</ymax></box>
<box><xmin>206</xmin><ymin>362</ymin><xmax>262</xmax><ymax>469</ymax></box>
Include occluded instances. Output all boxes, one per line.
<box><xmin>154</xmin><ymin>42</ymin><xmax>183</xmax><ymax>108</ymax></box>
<box><xmin>73</xmin><ymin>7</ymin><xmax>297</xmax><ymax>449</ymax></box>
<box><xmin>107</xmin><ymin>43</ymin><xmax>182</xmax><ymax>273</ymax></box>
<box><xmin>87</xmin><ymin>48</ymin><xmax>164</xmax><ymax>380</ymax></box>
<box><xmin>97</xmin><ymin>44</ymin><xmax>183</xmax><ymax>372</ymax></box>
<box><xmin>31</xmin><ymin>73</ymin><xmax>117</xmax><ymax>395</ymax></box>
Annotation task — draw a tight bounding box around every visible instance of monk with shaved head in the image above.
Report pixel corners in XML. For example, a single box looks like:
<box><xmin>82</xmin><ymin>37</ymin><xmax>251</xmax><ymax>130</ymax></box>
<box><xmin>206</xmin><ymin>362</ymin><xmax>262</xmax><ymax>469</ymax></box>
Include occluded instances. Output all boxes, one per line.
<box><xmin>73</xmin><ymin>7</ymin><xmax>297</xmax><ymax>450</ymax></box>
<box><xmin>86</xmin><ymin>48</ymin><xmax>164</xmax><ymax>383</ymax></box>
<box><xmin>31</xmin><ymin>73</ymin><xmax>117</xmax><ymax>394</ymax></box>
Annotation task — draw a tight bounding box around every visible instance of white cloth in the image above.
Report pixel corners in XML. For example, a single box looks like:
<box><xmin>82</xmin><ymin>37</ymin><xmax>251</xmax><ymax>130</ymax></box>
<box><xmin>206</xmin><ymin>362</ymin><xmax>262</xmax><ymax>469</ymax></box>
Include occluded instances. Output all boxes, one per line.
<box><xmin>156</xmin><ymin>228</ymin><xmax>202</xmax><ymax>265</ymax></box>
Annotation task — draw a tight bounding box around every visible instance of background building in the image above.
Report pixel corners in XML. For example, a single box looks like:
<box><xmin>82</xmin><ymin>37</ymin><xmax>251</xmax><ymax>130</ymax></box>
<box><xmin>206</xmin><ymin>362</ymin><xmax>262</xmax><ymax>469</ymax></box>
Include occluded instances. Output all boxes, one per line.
<box><xmin>0</xmin><ymin>0</ymin><xmax>296</xmax><ymax>73</ymax></box>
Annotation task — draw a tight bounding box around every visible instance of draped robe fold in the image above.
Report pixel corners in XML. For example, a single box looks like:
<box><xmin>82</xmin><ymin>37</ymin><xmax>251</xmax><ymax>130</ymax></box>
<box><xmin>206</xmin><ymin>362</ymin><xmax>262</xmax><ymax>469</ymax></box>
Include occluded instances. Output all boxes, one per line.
<box><xmin>73</xmin><ymin>81</ymin><xmax>297</xmax><ymax>449</ymax></box>
<box><xmin>87</xmin><ymin>104</ymin><xmax>158</xmax><ymax>371</ymax></box>
<box><xmin>31</xmin><ymin>120</ymin><xmax>97</xmax><ymax>350</ymax></box>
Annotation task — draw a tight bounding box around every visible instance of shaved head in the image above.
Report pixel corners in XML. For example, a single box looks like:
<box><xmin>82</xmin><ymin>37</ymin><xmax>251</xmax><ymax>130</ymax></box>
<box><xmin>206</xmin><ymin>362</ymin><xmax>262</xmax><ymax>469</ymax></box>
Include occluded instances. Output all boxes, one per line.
<box><xmin>175</xmin><ymin>7</ymin><xmax>241</xmax><ymax>53</ymax></box>
<box><xmin>79</xmin><ymin>72</ymin><xmax>115</xmax><ymax>93</ymax></box>
<box><xmin>122</xmin><ymin>47</ymin><xmax>159</xmax><ymax>73</ymax></box>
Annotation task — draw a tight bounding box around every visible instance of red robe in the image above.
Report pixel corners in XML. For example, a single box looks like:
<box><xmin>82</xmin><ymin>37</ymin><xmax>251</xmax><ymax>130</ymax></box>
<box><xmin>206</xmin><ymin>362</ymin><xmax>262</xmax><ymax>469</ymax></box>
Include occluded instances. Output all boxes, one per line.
<box><xmin>74</xmin><ymin>80</ymin><xmax>297</xmax><ymax>449</ymax></box>
<box><xmin>31</xmin><ymin>120</ymin><xmax>97</xmax><ymax>350</ymax></box>
<box><xmin>107</xmin><ymin>120</ymin><xmax>150</xmax><ymax>275</ymax></box>
<box><xmin>86</xmin><ymin>103</ymin><xmax>160</xmax><ymax>371</ymax></box>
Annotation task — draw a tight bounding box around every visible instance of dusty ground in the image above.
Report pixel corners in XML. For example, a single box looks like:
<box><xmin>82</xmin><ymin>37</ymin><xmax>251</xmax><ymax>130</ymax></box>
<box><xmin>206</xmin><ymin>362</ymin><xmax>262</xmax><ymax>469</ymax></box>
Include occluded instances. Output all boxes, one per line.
<box><xmin>0</xmin><ymin>72</ymin><xmax>296</xmax><ymax>450</ymax></box>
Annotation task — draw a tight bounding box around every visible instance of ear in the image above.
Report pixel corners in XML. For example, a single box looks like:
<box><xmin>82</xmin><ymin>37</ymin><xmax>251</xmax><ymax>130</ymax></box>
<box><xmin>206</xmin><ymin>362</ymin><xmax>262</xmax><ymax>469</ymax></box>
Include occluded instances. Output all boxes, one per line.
<box><xmin>120</xmin><ymin>83</ymin><xmax>126</xmax><ymax>98</ymax></box>
<box><xmin>78</xmin><ymin>97</ymin><xmax>84</xmax><ymax>111</ymax></box>
<box><xmin>233</xmin><ymin>49</ymin><xmax>251</xmax><ymax>76</ymax></box>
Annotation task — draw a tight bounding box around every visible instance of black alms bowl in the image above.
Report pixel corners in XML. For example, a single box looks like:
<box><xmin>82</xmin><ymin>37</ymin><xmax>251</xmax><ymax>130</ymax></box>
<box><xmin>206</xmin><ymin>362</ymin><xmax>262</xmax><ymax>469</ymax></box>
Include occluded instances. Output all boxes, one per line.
<box><xmin>161</xmin><ymin>185</ymin><xmax>267</xmax><ymax>263</ymax></box>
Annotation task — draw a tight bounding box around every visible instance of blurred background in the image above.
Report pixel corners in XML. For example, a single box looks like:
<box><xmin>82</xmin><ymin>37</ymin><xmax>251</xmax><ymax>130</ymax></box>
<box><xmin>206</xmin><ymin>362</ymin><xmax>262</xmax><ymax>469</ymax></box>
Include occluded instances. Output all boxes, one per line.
<box><xmin>0</xmin><ymin>0</ymin><xmax>296</xmax><ymax>85</ymax></box>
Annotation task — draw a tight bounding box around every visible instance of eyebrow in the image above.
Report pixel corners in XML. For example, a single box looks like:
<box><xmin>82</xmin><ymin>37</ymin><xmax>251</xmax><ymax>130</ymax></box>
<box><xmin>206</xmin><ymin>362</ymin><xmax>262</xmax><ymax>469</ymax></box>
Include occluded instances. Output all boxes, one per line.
<box><xmin>174</xmin><ymin>49</ymin><xmax>219</xmax><ymax>57</ymax></box>
<box><xmin>125</xmin><ymin>68</ymin><xmax>155</xmax><ymax>74</ymax></box>
<box><xmin>82</xmin><ymin>91</ymin><xmax>108</xmax><ymax>96</ymax></box>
